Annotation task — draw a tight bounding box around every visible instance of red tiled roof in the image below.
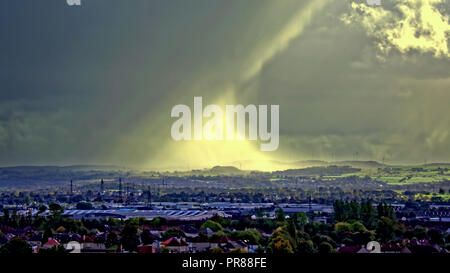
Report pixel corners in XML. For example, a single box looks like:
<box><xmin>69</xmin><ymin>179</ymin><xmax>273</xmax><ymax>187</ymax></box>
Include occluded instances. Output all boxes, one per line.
<box><xmin>44</xmin><ymin>238</ymin><xmax>60</xmax><ymax>247</ymax></box>
<box><xmin>83</xmin><ymin>235</ymin><xmax>94</xmax><ymax>243</ymax></box>
<box><xmin>161</xmin><ymin>237</ymin><xmax>188</xmax><ymax>246</ymax></box>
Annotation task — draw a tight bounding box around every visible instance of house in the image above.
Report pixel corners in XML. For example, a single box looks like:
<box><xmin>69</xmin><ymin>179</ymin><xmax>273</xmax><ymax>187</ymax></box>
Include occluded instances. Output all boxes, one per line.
<box><xmin>190</xmin><ymin>242</ymin><xmax>218</xmax><ymax>253</ymax></box>
<box><xmin>83</xmin><ymin>245</ymin><xmax>111</xmax><ymax>253</ymax></box>
<box><xmin>82</xmin><ymin>242</ymin><xmax>107</xmax><ymax>252</ymax></box>
<box><xmin>338</xmin><ymin>245</ymin><xmax>362</xmax><ymax>253</ymax></box>
<box><xmin>41</xmin><ymin>238</ymin><xmax>60</xmax><ymax>249</ymax></box>
<box><xmin>69</xmin><ymin>233</ymin><xmax>82</xmax><ymax>242</ymax></box>
<box><xmin>211</xmin><ymin>236</ymin><xmax>232</xmax><ymax>244</ymax></box>
<box><xmin>200</xmin><ymin>228</ymin><xmax>214</xmax><ymax>237</ymax></box>
<box><xmin>160</xmin><ymin>237</ymin><xmax>189</xmax><ymax>253</ymax></box>
<box><xmin>138</xmin><ymin>244</ymin><xmax>156</xmax><ymax>254</ymax></box>
<box><xmin>247</xmin><ymin>244</ymin><xmax>260</xmax><ymax>253</ymax></box>
<box><xmin>356</xmin><ymin>246</ymin><xmax>370</xmax><ymax>253</ymax></box>
<box><xmin>229</xmin><ymin>240</ymin><xmax>248</xmax><ymax>252</ymax></box>
<box><xmin>53</xmin><ymin>233</ymin><xmax>69</xmax><ymax>243</ymax></box>
<box><xmin>27</xmin><ymin>233</ymin><xmax>43</xmax><ymax>252</ymax></box>
<box><xmin>216</xmin><ymin>238</ymin><xmax>249</xmax><ymax>252</ymax></box>
<box><xmin>184</xmin><ymin>233</ymin><xmax>200</xmax><ymax>241</ymax></box>
<box><xmin>81</xmin><ymin>235</ymin><xmax>100</xmax><ymax>249</ymax></box>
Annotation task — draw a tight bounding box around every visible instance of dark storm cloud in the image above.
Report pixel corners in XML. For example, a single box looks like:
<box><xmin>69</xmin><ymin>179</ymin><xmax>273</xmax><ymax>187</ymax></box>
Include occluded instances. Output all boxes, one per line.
<box><xmin>0</xmin><ymin>0</ymin><xmax>449</xmax><ymax>168</ymax></box>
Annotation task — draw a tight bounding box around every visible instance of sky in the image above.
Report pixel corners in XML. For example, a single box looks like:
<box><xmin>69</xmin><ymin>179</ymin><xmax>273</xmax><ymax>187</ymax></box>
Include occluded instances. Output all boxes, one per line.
<box><xmin>0</xmin><ymin>0</ymin><xmax>449</xmax><ymax>170</ymax></box>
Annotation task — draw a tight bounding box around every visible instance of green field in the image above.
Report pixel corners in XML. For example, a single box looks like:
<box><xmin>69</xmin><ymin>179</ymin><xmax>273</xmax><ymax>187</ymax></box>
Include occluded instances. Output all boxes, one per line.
<box><xmin>319</xmin><ymin>165</ymin><xmax>450</xmax><ymax>185</ymax></box>
<box><xmin>414</xmin><ymin>193</ymin><xmax>450</xmax><ymax>201</ymax></box>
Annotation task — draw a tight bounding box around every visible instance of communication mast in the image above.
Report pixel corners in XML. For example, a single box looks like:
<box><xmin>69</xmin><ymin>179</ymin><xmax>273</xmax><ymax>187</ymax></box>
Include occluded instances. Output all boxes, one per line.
<box><xmin>119</xmin><ymin>178</ymin><xmax>122</xmax><ymax>199</ymax></box>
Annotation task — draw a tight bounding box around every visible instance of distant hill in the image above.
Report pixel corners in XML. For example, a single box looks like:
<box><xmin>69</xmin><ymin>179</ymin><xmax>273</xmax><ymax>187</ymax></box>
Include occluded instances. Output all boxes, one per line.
<box><xmin>209</xmin><ymin>166</ymin><xmax>244</xmax><ymax>175</ymax></box>
<box><xmin>333</xmin><ymin>161</ymin><xmax>385</xmax><ymax>169</ymax></box>
<box><xmin>0</xmin><ymin>165</ymin><xmax>126</xmax><ymax>171</ymax></box>
<box><xmin>290</xmin><ymin>160</ymin><xmax>328</xmax><ymax>168</ymax></box>
<box><xmin>424</xmin><ymin>163</ymin><xmax>450</xmax><ymax>167</ymax></box>
<box><xmin>278</xmin><ymin>160</ymin><xmax>383</xmax><ymax>169</ymax></box>
<box><xmin>218</xmin><ymin>159</ymin><xmax>385</xmax><ymax>171</ymax></box>
<box><xmin>0</xmin><ymin>165</ymin><xmax>128</xmax><ymax>188</ymax></box>
<box><xmin>221</xmin><ymin>159</ymin><xmax>385</xmax><ymax>171</ymax></box>
<box><xmin>273</xmin><ymin>165</ymin><xmax>361</xmax><ymax>176</ymax></box>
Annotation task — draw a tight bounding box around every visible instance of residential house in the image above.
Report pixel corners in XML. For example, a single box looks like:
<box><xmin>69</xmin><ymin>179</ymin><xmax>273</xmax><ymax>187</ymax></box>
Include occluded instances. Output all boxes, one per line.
<box><xmin>160</xmin><ymin>237</ymin><xmax>189</xmax><ymax>253</ymax></box>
